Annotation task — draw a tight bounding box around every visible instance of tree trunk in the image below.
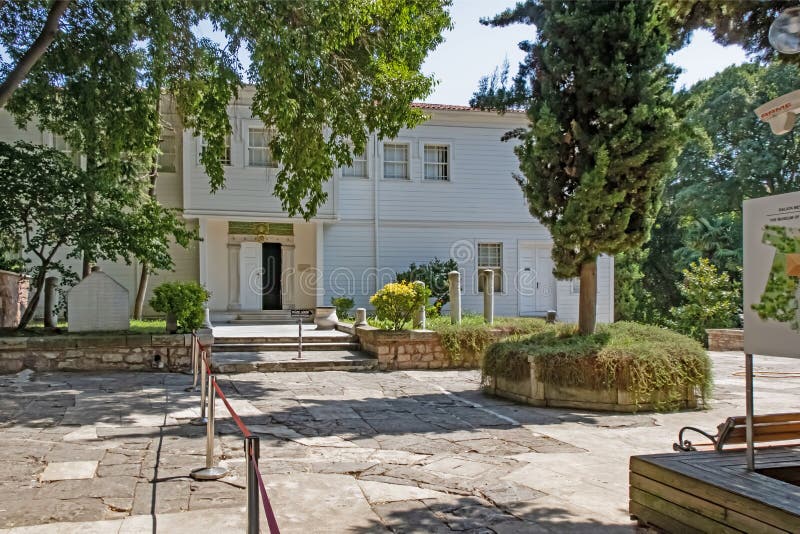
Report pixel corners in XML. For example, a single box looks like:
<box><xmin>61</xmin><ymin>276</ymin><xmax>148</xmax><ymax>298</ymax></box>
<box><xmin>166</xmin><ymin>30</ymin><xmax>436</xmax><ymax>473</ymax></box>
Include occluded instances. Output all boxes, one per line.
<box><xmin>133</xmin><ymin>98</ymin><xmax>162</xmax><ymax>320</ymax></box>
<box><xmin>0</xmin><ymin>0</ymin><xmax>71</xmax><ymax>108</ymax></box>
<box><xmin>17</xmin><ymin>269</ymin><xmax>47</xmax><ymax>329</ymax></box>
<box><xmin>578</xmin><ymin>260</ymin><xmax>597</xmax><ymax>336</ymax></box>
<box><xmin>133</xmin><ymin>263</ymin><xmax>149</xmax><ymax>319</ymax></box>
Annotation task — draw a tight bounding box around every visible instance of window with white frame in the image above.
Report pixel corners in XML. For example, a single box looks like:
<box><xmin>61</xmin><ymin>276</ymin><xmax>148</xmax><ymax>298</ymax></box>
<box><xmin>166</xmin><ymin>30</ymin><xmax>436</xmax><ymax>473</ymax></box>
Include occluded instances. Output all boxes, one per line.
<box><xmin>424</xmin><ymin>144</ymin><xmax>449</xmax><ymax>181</ymax></box>
<box><xmin>571</xmin><ymin>277</ymin><xmax>580</xmax><ymax>295</ymax></box>
<box><xmin>200</xmin><ymin>134</ymin><xmax>231</xmax><ymax>165</ymax></box>
<box><xmin>158</xmin><ymin>132</ymin><xmax>177</xmax><ymax>173</ymax></box>
<box><xmin>248</xmin><ymin>127</ymin><xmax>276</xmax><ymax>168</ymax></box>
<box><xmin>477</xmin><ymin>243</ymin><xmax>503</xmax><ymax>292</ymax></box>
<box><xmin>342</xmin><ymin>144</ymin><xmax>368</xmax><ymax>178</ymax></box>
<box><xmin>383</xmin><ymin>143</ymin><xmax>409</xmax><ymax>179</ymax></box>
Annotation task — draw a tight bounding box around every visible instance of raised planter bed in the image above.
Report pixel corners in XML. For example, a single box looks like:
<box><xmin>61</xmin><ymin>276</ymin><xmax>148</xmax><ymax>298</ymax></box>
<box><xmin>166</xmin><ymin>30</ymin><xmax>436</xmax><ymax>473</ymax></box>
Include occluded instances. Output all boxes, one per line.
<box><xmin>486</xmin><ymin>357</ymin><xmax>697</xmax><ymax>413</ymax></box>
<box><xmin>482</xmin><ymin>322</ymin><xmax>710</xmax><ymax>413</ymax></box>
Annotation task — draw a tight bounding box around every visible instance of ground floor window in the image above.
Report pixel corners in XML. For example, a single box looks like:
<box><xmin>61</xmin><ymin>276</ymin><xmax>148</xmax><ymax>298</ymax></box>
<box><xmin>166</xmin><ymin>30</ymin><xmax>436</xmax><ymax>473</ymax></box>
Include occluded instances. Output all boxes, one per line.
<box><xmin>477</xmin><ymin>242</ymin><xmax>503</xmax><ymax>292</ymax></box>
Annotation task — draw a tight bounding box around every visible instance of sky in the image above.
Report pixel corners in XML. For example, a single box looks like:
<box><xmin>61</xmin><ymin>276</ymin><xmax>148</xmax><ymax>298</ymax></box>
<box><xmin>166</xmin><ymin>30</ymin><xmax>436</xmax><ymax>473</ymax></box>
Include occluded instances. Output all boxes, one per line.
<box><xmin>422</xmin><ymin>0</ymin><xmax>750</xmax><ymax>105</ymax></box>
<box><xmin>192</xmin><ymin>0</ymin><xmax>751</xmax><ymax>105</ymax></box>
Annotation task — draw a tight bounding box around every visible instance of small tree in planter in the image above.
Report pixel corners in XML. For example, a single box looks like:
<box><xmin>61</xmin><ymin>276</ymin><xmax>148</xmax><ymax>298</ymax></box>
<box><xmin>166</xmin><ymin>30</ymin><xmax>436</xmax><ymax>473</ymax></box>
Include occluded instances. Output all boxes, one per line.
<box><xmin>149</xmin><ymin>282</ymin><xmax>210</xmax><ymax>333</ymax></box>
<box><xmin>331</xmin><ymin>296</ymin><xmax>354</xmax><ymax>319</ymax></box>
<box><xmin>396</xmin><ymin>258</ymin><xmax>458</xmax><ymax>315</ymax></box>
<box><xmin>370</xmin><ymin>281</ymin><xmax>430</xmax><ymax>331</ymax></box>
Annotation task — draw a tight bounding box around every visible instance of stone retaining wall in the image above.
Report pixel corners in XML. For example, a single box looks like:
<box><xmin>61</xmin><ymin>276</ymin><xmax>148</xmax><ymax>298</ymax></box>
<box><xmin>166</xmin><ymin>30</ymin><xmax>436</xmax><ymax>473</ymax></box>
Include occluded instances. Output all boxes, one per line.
<box><xmin>706</xmin><ymin>328</ymin><xmax>744</xmax><ymax>351</ymax></box>
<box><xmin>487</xmin><ymin>361</ymin><xmax>697</xmax><ymax>413</ymax></box>
<box><xmin>0</xmin><ymin>334</ymin><xmax>195</xmax><ymax>374</ymax></box>
<box><xmin>353</xmin><ymin>325</ymin><xmax>482</xmax><ymax>370</ymax></box>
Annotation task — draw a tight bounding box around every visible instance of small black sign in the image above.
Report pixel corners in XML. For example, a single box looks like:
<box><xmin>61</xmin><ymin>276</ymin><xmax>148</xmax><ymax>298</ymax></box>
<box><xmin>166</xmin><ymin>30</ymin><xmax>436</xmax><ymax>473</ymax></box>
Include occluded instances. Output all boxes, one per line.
<box><xmin>290</xmin><ymin>309</ymin><xmax>313</xmax><ymax>318</ymax></box>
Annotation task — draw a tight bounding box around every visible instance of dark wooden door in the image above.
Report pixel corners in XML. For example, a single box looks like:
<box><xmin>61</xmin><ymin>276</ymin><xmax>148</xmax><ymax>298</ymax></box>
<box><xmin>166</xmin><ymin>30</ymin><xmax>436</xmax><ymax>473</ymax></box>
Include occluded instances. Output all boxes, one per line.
<box><xmin>261</xmin><ymin>243</ymin><xmax>282</xmax><ymax>310</ymax></box>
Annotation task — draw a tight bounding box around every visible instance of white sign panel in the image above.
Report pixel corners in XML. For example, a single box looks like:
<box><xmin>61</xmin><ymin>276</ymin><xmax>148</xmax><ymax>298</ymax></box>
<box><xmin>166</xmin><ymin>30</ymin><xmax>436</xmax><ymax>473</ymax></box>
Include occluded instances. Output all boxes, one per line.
<box><xmin>743</xmin><ymin>191</ymin><xmax>800</xmax><ymax>358</ymax></box>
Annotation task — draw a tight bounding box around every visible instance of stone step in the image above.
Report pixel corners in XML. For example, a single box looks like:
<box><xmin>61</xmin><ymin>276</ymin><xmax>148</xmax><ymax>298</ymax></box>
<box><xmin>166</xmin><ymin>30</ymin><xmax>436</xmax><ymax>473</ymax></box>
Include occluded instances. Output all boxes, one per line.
<box><xmin>212</xmin><ymin>350</ymin><xmax>378</xmax><ymax>373</ymax></box>
<box><xmin>228</xmin><ymin>319</ymin><xmax>313</xmax><ymax>325</ymax></box>
<box><xmin>215</xmin><ymin>335</ymin><xmax>357</xmax><ymax>345</ymax></box>
<box><xmin>214</xmin><ymin>342</ymin><xmax>362</xmax><ymax>352</ymax></box>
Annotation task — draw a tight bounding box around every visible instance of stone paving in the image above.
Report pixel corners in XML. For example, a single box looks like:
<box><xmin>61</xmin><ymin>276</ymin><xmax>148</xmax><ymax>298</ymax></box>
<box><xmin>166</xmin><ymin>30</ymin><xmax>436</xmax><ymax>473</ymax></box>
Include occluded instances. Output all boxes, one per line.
<box><xmin>0</xmin><ymin>351</ymin><xmax>799</xmax><ymax>533</ymax></box>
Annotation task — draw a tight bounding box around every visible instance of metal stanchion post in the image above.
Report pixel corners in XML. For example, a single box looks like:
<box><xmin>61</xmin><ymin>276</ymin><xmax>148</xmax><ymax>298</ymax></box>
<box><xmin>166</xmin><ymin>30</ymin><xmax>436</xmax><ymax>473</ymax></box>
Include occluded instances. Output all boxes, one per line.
<box><xmin>184</xmin><ymin>338</ymin><xmax>199</xmax><ymax>391</ymax></box>
<box><xmin>191</xmin><ymin>374</ymin><xmax>228</xmax><ymax>480</ymax></box>
<box><xmin>293</xmin><ymin>318</ymin><xmax>303</xmax><ymax>360</ymax></box>
<box><xmin>190</xmin><ymin>350</ymin><xmax>208</xmax><ymax>425</ymax></box>
<box><xmin>745</xmin><ymin>352</ymin><xmax>755</xmax><ymax>471</ymax></box>
<box><xmin>245</xmin><ymin>435</ymin><xmax>261</xmax><ymax>534</ymax></box>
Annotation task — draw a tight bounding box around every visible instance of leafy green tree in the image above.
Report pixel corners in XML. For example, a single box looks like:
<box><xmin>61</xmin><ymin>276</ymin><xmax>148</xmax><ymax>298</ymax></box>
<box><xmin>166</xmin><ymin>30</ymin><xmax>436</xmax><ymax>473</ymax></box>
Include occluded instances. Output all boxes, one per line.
<box><xmin>396</xmin><ymin>258</ymin><xmax>458</xmax><ymax>314</ymax></box>
<box><xmin>676</xmin><ymin>1</ymin><xmax>800</xmax><ymax>65</ymax></box>
<box><xmin>1</xmin><ymin>0</ymin><xmax>452</xmax><ymax>219</ymax></box>
<box><xmin>0</xmin><ymin>142</ymin><xmax>194</xmax><ymax>329</ymax></box>
<box><xmin>669</xmin><ymin>258</ymin><xmax>741</xmax><ymax>343</ymax></box>
<box><xmin>632</xmin><ymin>61</ymin><xmax>800</xmax><ymax>322</ymax></box>
<box><xmin>473</xmin><ymin>0</ymin><xmax>684</xmax><ymax>334</ymax></box>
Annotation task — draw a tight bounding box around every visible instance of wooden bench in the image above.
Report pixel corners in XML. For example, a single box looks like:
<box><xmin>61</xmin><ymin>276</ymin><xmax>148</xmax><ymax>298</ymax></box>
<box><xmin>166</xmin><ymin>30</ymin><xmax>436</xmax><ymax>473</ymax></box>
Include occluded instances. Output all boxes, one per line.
<box><xmin>673</xmin><ymin>412</ymin><xmax>800</xmax><ymax>452</ymax></box>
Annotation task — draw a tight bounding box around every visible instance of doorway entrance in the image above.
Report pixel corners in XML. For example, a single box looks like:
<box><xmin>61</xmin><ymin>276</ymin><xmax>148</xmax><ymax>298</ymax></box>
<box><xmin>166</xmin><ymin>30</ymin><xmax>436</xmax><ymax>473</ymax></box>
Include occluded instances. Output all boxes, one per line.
<box><xmin>518</xmin><ymin>244</ymin><xmax>556</xmax><ymax>315</ymax></box>
<box><xmin>261</xmin><ymin>243</ymin><xmax>281</xmax><ymax>310</ymax></box>
<box><xmin>240</xmin><ymin>241</ymin><xmax>282</xmax><ymax>310</ymax></box>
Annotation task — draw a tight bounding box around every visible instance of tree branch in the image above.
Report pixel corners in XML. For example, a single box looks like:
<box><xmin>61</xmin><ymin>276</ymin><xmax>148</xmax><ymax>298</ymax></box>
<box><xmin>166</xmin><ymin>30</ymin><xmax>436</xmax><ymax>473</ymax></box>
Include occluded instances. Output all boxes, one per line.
<box><xmin>0</xmin><ymin>0</ymin><xmax>71</xmax><ymax>108</ymax></box>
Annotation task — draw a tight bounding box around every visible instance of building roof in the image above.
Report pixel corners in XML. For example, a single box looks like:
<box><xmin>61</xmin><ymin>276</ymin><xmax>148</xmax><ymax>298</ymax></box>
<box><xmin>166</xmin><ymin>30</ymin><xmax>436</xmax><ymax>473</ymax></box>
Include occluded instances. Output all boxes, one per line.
<box><xmin>411</xmin><ymin>102</ymin><xmax>526</xmax><ymax>114</ymax></box>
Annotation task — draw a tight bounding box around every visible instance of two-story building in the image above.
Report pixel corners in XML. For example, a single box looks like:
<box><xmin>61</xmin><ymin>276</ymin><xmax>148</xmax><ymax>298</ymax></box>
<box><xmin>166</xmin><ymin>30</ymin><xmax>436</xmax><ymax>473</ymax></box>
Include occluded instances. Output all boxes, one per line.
<box><xmin>0</xmin><ymin>91</ymin><xmax>614</xmax><ymax>323</ymax></box>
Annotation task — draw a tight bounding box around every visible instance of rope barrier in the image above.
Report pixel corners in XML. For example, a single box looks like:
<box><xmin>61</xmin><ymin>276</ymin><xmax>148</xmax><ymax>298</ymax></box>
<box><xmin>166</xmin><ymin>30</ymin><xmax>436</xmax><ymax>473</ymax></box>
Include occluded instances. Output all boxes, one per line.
<box><xmin>251</xmin><ymin>449</ymin><xmax>282</xmax><ymax>534</ymax></box>
<box><xmin>190</xmin><ymin>336</ymin><xmax>280</xmax><ymax>533</ymax></box>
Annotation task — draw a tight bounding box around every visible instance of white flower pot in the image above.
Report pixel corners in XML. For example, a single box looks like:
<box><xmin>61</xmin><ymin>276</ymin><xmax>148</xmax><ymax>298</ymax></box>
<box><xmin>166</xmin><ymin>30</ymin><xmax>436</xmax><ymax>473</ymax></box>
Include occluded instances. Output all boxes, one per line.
<box><xmin>314</xmin><ymin>306</ymin><xmax>338</xmax><ymax>330</ymax></box>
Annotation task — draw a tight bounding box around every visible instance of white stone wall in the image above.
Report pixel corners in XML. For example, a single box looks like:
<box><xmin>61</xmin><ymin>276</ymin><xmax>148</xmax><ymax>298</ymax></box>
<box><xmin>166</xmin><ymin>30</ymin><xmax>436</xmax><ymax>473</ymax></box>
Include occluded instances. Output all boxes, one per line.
<box><xmin>67</xmin><ymin>271</ymin><xmax>129</xmax><ymax>332</ymax></box>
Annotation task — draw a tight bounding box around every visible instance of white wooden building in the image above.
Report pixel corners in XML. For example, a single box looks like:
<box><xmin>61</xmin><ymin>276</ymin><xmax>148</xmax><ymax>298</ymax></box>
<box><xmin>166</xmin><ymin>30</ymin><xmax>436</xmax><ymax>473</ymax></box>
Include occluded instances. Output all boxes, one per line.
<box><xmin>0</xmin><ymin>93</ymin><xmax>614</xmax><ymax>323</ymax></box>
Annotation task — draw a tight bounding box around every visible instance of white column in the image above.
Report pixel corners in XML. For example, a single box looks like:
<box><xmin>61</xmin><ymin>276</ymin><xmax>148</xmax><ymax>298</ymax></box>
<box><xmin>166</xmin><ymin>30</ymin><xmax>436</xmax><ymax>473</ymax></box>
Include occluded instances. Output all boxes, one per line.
<box><xmin>198</xmin><ymin>218</ymin><xmax>208</xmax><ymax>287</ymax></box>
<box><xmin>316</xmin><ymin>223</ymin><xmax>325</xmax><ymax>307</ymax></box>
<box><xmin>281</xmin><ymin>244</ymin><xmax>295</xmax><ymax>309</ymax></box>
<box><xmin>227</xmin><ymin>242</ymin><xmax>241</xmax><ymax>310</ymax></box>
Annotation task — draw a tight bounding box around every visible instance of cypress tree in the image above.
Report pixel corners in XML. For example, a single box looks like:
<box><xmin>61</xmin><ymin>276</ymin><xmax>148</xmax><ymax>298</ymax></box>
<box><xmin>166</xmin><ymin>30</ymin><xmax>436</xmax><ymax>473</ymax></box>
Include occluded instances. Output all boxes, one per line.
<box><xmin>474</xmin><ymin>0</ymin><xmax>684</xmax><ymax>334</ymax></box>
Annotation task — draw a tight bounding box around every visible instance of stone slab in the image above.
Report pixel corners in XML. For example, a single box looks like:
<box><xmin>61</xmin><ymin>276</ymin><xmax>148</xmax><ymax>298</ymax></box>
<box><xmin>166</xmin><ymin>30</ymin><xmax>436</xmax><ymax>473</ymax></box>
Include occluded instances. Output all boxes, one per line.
<box><xmin>358</xmin><ymin>480</ymin><xmax>449</xmax><ymax>504</ymax></box>
<box><xmin>39</xmin><ymin>461</ymin><xmax>98</xmax><ymax>481</ymax></box>
<box><xmin>261</xmin><ymin>472</ymin><xmax>383</xmax><ymax>532</ymax></box>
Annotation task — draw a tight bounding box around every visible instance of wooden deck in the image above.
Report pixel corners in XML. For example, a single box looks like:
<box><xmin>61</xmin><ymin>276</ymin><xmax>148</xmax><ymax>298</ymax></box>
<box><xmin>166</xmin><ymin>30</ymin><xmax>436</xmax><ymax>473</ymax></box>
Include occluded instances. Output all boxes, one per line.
<box><xmin>629</xmin><ymin>446</ymin><xmax>800</xmax><ymax>533</ymax></box>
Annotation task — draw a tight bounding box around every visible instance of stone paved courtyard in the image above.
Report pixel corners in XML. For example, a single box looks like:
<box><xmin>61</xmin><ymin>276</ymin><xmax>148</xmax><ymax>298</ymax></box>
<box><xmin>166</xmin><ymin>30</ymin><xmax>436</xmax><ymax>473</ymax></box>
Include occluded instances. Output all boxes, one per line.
<box><xmin>1</xmin><ymin>351</ymin><xmax>799</xmax><ymax>533</ymax></box>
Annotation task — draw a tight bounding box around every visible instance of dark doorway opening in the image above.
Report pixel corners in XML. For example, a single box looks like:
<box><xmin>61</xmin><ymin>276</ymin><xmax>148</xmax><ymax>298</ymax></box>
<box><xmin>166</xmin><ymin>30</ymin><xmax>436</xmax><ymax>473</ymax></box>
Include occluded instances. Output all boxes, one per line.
<box><xmin>261</xmin><ymin>243</ymin><xmax>281</xmax><ymax>310</ymax></box>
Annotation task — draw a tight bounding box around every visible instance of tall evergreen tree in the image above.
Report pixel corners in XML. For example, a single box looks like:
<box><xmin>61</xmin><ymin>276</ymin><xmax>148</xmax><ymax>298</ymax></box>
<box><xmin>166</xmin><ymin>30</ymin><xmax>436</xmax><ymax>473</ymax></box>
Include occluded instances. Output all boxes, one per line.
<box><xmin>473</xmin><ymin>0</ymin><xmax>684</xmax><ymax>334</ymax></box>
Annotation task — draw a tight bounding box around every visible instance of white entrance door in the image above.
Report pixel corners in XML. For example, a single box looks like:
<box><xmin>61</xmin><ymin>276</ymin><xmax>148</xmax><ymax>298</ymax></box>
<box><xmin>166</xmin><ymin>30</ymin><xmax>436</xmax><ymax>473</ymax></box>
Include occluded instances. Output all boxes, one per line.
<box><xmin>519</xmin><ymin>244</ymin><xmax>556</xmax><ymax>315</ymax></box>
<box><xmin>240</xmin><ymin>242</ymin><xmax>262</xmax><ymax>310</ymax></box>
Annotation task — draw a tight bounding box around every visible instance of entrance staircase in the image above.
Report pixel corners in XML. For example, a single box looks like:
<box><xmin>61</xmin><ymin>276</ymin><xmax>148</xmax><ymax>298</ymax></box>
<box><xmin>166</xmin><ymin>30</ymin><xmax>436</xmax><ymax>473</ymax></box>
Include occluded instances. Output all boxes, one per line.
<box><xmin>211</xmin><ymin>327</ymin><xmax>378</xmax><ymax>373</ymax></box>
<box><xmin>228</xmin><ymin>310</ymin><xmax>312</xmax><ymax>325</ymax></box>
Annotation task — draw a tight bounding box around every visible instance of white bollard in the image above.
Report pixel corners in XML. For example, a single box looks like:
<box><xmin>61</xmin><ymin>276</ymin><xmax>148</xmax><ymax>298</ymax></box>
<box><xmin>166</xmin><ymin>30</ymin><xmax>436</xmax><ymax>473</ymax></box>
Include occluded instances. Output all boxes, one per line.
<box><xmin>482</xmin><ymin>269</ymin><xmax>494</xmax><ymax>325</ymax></box>
<box><xmin>412</xmin><ymin>281</ymin><xmax>426</xmax><ymax>329</ymax></box>
<box><xmin>448</xmin><ymin>271</ymin><xmax>461</xmax><ymax>325</ymax></box>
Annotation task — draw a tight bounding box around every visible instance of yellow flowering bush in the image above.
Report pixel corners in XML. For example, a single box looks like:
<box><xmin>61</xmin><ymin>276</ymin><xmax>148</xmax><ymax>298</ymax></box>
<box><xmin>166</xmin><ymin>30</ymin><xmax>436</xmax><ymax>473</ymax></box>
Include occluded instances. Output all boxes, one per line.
<box><xmin>369</xmin><ymin>281</ymin><xmax>430</xmax><ymax>330</ymax></box>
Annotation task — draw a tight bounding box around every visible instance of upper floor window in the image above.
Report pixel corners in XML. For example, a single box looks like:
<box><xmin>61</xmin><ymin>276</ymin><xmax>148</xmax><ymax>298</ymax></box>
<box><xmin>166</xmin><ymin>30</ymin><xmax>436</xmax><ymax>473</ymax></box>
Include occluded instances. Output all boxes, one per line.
<box><xmin>158</xmin><ymin>132</ymin><xmax>177</xmax><ymax>173</ymax></box>
<box><xmin>200</xmin><ymin>134</ymin><xmax>231</xmax><ymax>166</ymax></box>
<box><xmin>383</xmin><ymin>143</ymin><xmax>409</xmax><ymax>180</ymax></box>
<box><xmin>342</xmin><ymin>146</ymin><xmax>368</xmax><ymax>178</ymax></box>
<box><xmin>248</xmin><ymin>127</ymin><xmax>276</xmax><ymax>168</ymax></box>
<box><xmin>424</xmin><ymin>144</ymin><xmax>449</xmax><ymax>181</ymax></box>
<box><xmin>477</xmin><ymin>242</ymin><xmax>503</xmax><ymax>293</ymax></box>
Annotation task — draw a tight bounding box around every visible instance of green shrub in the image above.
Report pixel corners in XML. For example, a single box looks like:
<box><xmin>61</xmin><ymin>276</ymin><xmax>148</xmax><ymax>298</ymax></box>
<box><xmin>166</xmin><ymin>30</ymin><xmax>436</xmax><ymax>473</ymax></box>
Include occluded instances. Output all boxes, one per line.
<box><xmin>331</xmin><ymin>296</ymin><xmax>354</xmax><ymax>319</ymax></box>
<box><xmin>669</xmin><ymin>258</ymin><xmax>740</xmax><ymax>343</ymax></box>
<box><xmin>396</xmin><ymin>258</ymin><xmax>458</xmax><ymax>315</ymax></box>
<box><xmin>149</xmin><ymin>281</ymin><xmax>210</xmax><ymax>332</ymax></box>
<box><xmin>369</xmin><ymin>281</ymin><xmax>430</xmax><ymax>331</ymax></box>
<box><xmin>426</xmin><ymin>314</ymin><xmax>549</xmax><ymax>364</ymax></box>
<box><xmin>483</xmin><ymin>321</ymin><xmax>712</xmax><ymax>411</ymax></box>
